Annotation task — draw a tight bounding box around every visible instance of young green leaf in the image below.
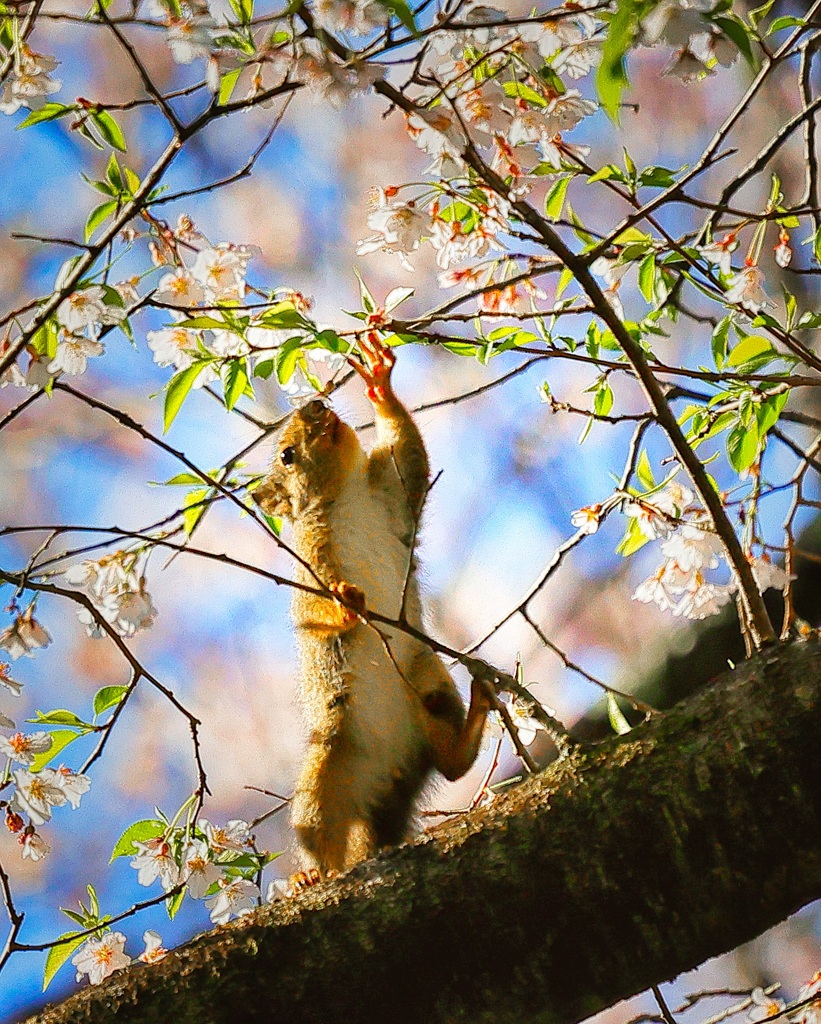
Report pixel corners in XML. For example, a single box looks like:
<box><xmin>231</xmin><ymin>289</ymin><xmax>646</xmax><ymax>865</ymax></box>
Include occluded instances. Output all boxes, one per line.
<box><xmin>89</xmin><ymin>109</ymin><xmax>127</xmax><ymax>152</ymax></box>
<box><xmin>93</xmin><ymin>685</ymin><xmax>128</xmax><ymax>717</ymax></box>
<box><xmin>43</xmin><ymin>933</ymin><xmax>87</xmax><ymax>992</ymax></box>
<box><xmin>164</xmin><ymin>361</ymin><xmax>212</xmax><ymax>432</ymax></box>
<box><xmin>110</xmin><ymin>819</ymin><xmax>166</xmax><ymax>862</ymax></box>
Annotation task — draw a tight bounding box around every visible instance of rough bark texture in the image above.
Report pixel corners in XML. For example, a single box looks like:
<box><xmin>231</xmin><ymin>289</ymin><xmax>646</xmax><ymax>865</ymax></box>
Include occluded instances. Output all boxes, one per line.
<box><xmin>23</xmin><ymin>637</ymin><xmax>821</xmax><ymax>1024</ymax></box>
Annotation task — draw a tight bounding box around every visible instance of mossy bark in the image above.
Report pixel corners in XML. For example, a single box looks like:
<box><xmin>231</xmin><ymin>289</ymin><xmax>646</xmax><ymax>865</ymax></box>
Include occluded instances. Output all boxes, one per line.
<box><xmin>24</xmin><ymin>638</ymin><xmax>821</xmax><ymax>1024</ymax></box>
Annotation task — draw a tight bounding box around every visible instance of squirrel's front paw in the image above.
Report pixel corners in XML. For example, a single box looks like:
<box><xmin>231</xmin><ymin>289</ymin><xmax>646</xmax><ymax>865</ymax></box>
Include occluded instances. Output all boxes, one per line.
<box><xmin>349</xmin><ymin>335</ymin><xmax>396</xmax><ymax>405</ymax></box>
<box><xmin>330</xmin><ymin>581</ymin><xmax>366</xmax><ymax>623</ymax></box>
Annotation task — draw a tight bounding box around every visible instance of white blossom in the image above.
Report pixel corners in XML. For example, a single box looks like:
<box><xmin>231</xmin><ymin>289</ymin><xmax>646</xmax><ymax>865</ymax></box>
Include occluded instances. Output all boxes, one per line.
<box><xmin>724</xmin><ymin>265</ymin><xmax>771</xmax><ymax>313</ymax></box>
<box><xmin>0</xmin><ymin>46</ymin><xmax>61</xmax><ymax>115</ymax></box>
<box><xmin>48</xmin><ymin>336</ymin><xmax>105</xmax><ymax>376</ymax></box>
<box><xmin>570</xmin><ymin>504</ymin><xmax>603</xmax><ymax>535</ymax></box>
<box><xmin>0</xmin><ymin>662</ymin><xmax>23</xmax><ymax>696</ymax></box>
<box><xmin>72</xmin><ymin>932</ymin><xmax>131</xmax><ymax>986</ymax></box>
<box><xmin>510</xmin><ymin>699</ymin><xmax>547</xmax><ymax>747</ymax></box>
<box><xmin>155</xmin><ymin>267</ymin><xmax>206</xmax><ymax>308</ymax></box>
<box><xmin>130</xmin><ymin>836</ymin><xmax>181</xmax><ymax>891</ymax></box>
<box><xmin>20</xmin><ymin>829</ymin><xmax>50</xmax><ymax>861</ymax></box>
<box><xmin>747</xmin><ymin>988</ymin><xmax>787</xmax><ymax>1023</ymax></box>
<box><xmin>312</xmin><ymin>0</ymin><xmax>389</xmax><ymax>36</ymax></box>
<box><xmin>793</xmin><ymin>971</ymin><xmax>821</xmax><ymax>1024</ymax></box>
<box><xmin>56</xmin><ymin>286</ymin><xmax>124</xmax><ymax>334</ymax></box>
<box><xmin>749</xmin><ymin>554</ymin><xmax>790</xmax><ymax>592</ymax></box>
<box><xmin>0</xmin><ymin>731</ymin><xmax>52</xmax><ymax>766</ymax></box>
<box><xmin>167</xmin><ymin>14</ymin><xmax>215</xmax><ymax>64</ymax></box>
<box><xmin>138</xmin><ymin>930</ymin><xmax>169</xmax><ymax>964</ymax></box>
<box><xmin>53</xmin><ymin>765</ymin><xmax>91</xmax><ymax>808</ymax></box>
<box><xmin>699</xmin><ymin>233</ymin><xmax>737</xmax><ymax>277</ymax></box>
<box><xmin>0</xmin><ymin>606</ymin><xmax>52</xmax><ymax>660</ymax></box>
<box><xmin>205</xmin><ymin>877</ymin><xmax>259</xmax><ymax>924</ymax></box>
<box><xmin>10</xmin><ymin>767</ymin><xmax>67</xmax><ymax>825</ymax></box>
<box><xmin>181</xmin><ymin>838</ymin><xmax>223</xmax><ymax>899</ymax></box>
<box><xmin>147</xmin><ymin>327</ymin><xmax>201</xmax><ymax>372</ymax></box>
<box><xmin>199</xmin><ymin>817</ymin><xmax>251</xmax><ymax>852</ymax></box>
<box><xmin>357</xmin><ymin>194</ymin><xmax>428</xmax><ymax>270</ymax></box>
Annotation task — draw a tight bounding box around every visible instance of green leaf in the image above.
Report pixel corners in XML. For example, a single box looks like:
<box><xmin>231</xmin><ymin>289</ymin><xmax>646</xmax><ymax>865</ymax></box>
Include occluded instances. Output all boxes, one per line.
<box><xmin>756</xmin><ymin>390</ymin><xmax>788</xmax><ymax>436</ymax></box>
<box><xmin>354</xmin><ymin>268</ymin><xmax>376</xmax><ymax>314</ymax></box>
<box><xmin>223</xmin><ymin>359</ymin><xmax>250</xmax><ymax>410</ymax></box>
<box><xmin>726</xmin><ymin>420</ymin><xmax>759</xmax><ymax>473</ymax></box>
<box><xmin>218</xmin><ymin>66</ymin><xmax>243</xmax><ymax>106</ymax></box>
<box><xmin>768</xmin><ymin>15</ymin><xmax>804</xmax><ymax>33</ymax></box>
<box><xmin>501</xmin><ymin>81</ymin><xmax>547</xmax><ymax>107</ymax></box>
<box><xmin>711</xmin><ymin>315</ymin><xmax>732</xmax><ymax>369</ymax></box>
<box><xmin>596</xmin><ymin>0</ymin><xmax>635</xmax><ymax>122</ymax></box>
<box><xmin>726</xmin><ymin>334</ymin><xmax>776</xmax><ymax>368</ymax></box>
<box><xmin>166</xmin><ymin>887</ymin><xmax>185</xmax><ymax>919</ymax></box>
<box><xmin>105</xmin><ymin>152</ymin><xmax>123</xmax><ymax>191</ymax></box>
<box><xmin>228</xmin><ymin>0</ymin><xmax>252</xmax><ymax>23</ymax></box>
<box><xmin>43</xmin><ymin>933</ymin><xmax>87</xmax><ymax>991</ymax></box>
<box><xmin>93</xmin><ymin>685</ymin><xmax>128</xmax><ymax>717</ymax></box>
<box><xmin>616</xmin><ymin>516</ymin><xmax>650</xmax><ymax>557</ymax></box>
<box><xmin>175</xmin><ymin>315</ymin><xmax>232</xmax><ymax>330</ymax></box>
<box><xmin>636</xmin><ymin>449</ymin><xmax>655</xmax><ymax>491</ymax></box>
<box><xmin>17</xmin><ymin>102</ymin><xmax>75</xmax><ymax>129</ymax></box>
<box><xmin>594</xmin><ymin>382</ymin><xmax>614</xmax><ymax>417</ymax></box>
<box><xmin>183</xmin><ymin>488</ymin><xmax>210</xmax><ymax>536</ymax></box>
<box><xmin>544</xmin><ymin>176</ymin><xmax>571</xmax><ymax>221</ymax></box>
<box><xmin>607</xmin><ymin>692</ymin><xmax>632</xmax><ymax>735</ymax></box>
<box><xmin>84</xmin><ymin>200</ymin><xmax>118</xmax><ymax>242</ymax></box>
<box><xmin>89</xmin><ymin>109</ymin><xmax>127</xmax><ymax>151</ymax></box>
<box><xmin>153</xmin><ymin>472</ymin><xmax>203</xmax><ymax>486</ymax></box>
<box><xmin>637</xmin><ymin>164</ymin><xmax>679</xmax><ymax>188</ymax></box>
<box><xmin>29</xmin><ymin>709</ymin><xmax>92</xmax><ymax>729</ymax></box>
<box><xmin>29</xmin><ymin>730</ymin><xmax>80</xmax><ymax>772</ymax></box>
<box><xmin>164</xmin><ymin>362</ymin><xmax>212</xmax><ymax>432</ymax></box>
<box><xmin>748</xmin><ymin>0</ymin><xmax>777</xmax><ymax>29</ymax></box>
<box><xmin>637</xmin><ymin>253</ymin><xmax>656</xmax><ymax>304</ymax></box>
<box><xmin>712</xmin><ymin>16</ymin><xmax>755</xmax><ymax>66</ymax></box>
<box><xmin>378</xmin><ymin>0</ymin><xmax>418</xmax><ymax>35</ymax></box>
<box><xmin>110</xmin><ymin>819</ymin><xmax>166</xmax><ymax>862</ymax></box>
<box><xmin>275</xmin><ymin>336</ymin><xmax>305</xmax><ymax>384</ymax></box>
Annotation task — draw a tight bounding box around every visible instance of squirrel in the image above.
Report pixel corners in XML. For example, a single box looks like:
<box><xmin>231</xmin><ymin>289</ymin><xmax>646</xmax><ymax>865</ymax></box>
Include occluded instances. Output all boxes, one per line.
<box><xmin>253</xmin><ymin>337</ymin><xmax>492</xmax><ymax>881</ymax></box>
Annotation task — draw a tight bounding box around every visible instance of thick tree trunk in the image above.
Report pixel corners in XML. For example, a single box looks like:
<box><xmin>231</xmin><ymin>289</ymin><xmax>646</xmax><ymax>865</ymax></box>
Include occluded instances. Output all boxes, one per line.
<box><xmin>24</xmin><ymin>637</ymin><xmax>821</xmax><ymax>1024</ymax></box>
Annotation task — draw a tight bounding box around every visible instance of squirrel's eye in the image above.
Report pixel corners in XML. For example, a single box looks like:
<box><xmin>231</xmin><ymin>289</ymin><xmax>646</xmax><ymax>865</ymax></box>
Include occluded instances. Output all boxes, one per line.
<box><xmin>280</xmin><ymin>445</ymin><xmax>296</xmax><ymax>467</ymax></box>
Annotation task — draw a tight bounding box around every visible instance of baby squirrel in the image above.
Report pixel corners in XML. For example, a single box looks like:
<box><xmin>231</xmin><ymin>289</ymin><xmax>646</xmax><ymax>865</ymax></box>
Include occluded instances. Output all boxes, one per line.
<box><xmin>253</xmin><ymin>338</ymin><xmax>492</xmax><ymax>880</ymax></box>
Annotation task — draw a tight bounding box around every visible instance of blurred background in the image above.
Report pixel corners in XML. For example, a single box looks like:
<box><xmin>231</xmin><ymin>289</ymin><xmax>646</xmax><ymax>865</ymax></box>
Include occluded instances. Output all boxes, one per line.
<box><xmin>0</xmin><ymin>0</ymin><xmax>818</xmax><ymax>1018</ymax></box>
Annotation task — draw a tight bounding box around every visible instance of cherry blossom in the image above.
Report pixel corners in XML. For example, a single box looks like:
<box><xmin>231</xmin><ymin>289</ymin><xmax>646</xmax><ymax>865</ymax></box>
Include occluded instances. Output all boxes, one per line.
<box><xmin>155</xmin><ymin>268</ymin><xmax>206</xmax><ymax>308</ymax></box>
<box><xmin>0</xmin><ymin>731</ymin><xmax>52</xmax><ymax>766</ymax></box>
<box><xmin>56</xmin><ymin>286</ymin><xmax>124</xmax><ymax>335</ymax></box>
<box><xmin>10</xmin><ymin>768</ymin><xmax>68</xmax><ymax>825</ymax></box>
<box><xmin>48</xmin><ymin>336</ymin><xmax>105</xmax><ymax>377</ymax></box>
<box><xmin>747</xmin><ymin>987</ymin><xmax>787</xmax><ymax>1023</ymax></box>
<box><xmin>724</xmin><ymin>265</ymin><xmax>771</xmax><ymax>313</ymax></box>
<box><xmin>0</xmin><ymin>662</ymin><xmax>23</xmax><ymax>696</ymax></box>
<box><xmin>205</xmin><ymin>877</ymin><xmax>259</xmax><ymax>925</ymax></box>
<box><xmin>53</xmin><ymin>766</ymin><xmax>92</xmax><ymax>808</ymax></box>
<box><xmin>20</xmin><ymin>829</ymin><xmax>50</xmax><ymax>861</ymax></box>
<box><xmin>0</xmin><ymin>46</ymin><xmax>61</xmax><ymax>115</ymax></box>
<box><xmin>793</xmin><ymin>971</ymin><xmax>821</xmax><ymax>1024</ymax></box>
<box><xmin>147</xmin><ymin>327</ymin><xmax>202</xmax><ymax>372</ymax></box>
<box><xmin>0</xmin><ymin>605</ymin><xmax>52</xmax><ymax>660</ymax></box>
<box><xmin>699</xmin><ymin>233</ymin><xmax>738</xmax><ymax>277</ymax></box>
<box><xmin>72</xmin><ymin>932</ymin><xmax>131</xmax><ymax>986</ymax></box>
<box><xmin>130</xmin><ymin>837</ymin><xmax>181</xmax><ymax>891</ymax></box>
<box><xmin>181</xmin><ymin>838</ymin><xmax>223</xmax><ymax>899</ymax></box>
<box><xmin>357</xmin><ymin>193</ymin><xmax>428</xmax><ymax>271</ymax></box>
<box><xmin>312</xmin><ymin>0</ymin><xmax>389</xmax><ymax>36</ymax></box>
<box><xmin>199</xmin><ymin>817</ymin><xmax>251</xmax><ymax>853</ymax></box>
<box><xmin>138</xmin><ymin>930</ymin><xmax>169</xmax><ymax>964</ymax></box>
<box><xmin>570</xmin><ymin>504</ymin><xmax>603</xmax><ymax>535</ymax></box>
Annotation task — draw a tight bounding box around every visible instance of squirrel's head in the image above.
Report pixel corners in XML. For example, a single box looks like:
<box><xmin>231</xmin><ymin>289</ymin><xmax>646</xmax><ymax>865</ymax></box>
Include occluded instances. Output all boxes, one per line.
<box><xmin>252</xmin><ymin>399</ymin><xmax>362</xmax><ymax>520</ymax></box>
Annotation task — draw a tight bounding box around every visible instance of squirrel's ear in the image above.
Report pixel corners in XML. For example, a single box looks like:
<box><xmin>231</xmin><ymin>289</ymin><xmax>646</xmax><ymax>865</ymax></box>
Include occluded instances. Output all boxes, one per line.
<box><xmin>252</xmin><ymin>477</ymin><xmax>289</xmax><ymax>518</ymax></box>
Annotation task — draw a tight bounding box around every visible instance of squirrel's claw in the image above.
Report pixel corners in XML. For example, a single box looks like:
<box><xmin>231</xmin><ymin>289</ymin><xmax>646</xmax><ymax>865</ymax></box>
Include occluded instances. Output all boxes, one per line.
<box><xmin>348</xmin><ymin>335</ymin><xmax>396</xmax><ymax>405</ymax></box>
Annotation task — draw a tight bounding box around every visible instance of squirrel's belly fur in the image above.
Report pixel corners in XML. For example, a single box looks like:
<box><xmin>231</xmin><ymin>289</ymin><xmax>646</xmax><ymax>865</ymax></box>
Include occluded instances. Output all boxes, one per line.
<box><xmin>291</xmin><ymin>468</ymin><xmax>432</xmax><ymax>871</ymax></box>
